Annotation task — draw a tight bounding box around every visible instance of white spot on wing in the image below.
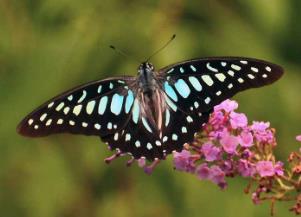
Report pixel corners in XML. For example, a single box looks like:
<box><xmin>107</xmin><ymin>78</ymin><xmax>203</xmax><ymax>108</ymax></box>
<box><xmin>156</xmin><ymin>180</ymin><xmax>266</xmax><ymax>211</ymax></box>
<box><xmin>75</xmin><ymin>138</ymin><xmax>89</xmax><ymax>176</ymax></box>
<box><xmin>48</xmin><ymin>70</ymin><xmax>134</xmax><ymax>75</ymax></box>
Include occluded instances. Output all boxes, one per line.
<box><xmin>48</xmin><ymin>102</ymin><xmax>54</xmax><ymax>108</ymax></box>
<box><xmin>248</xmin><ymin>74</ymin><xmax>255</xmax><ymax>79</ymax></box>
<box><xmin>206</xmin><ymin>63</ymin><xmax>218</xmax><ymax>72</ymax></box>
<box><xmin>63</xmin><ymin>107</ymin><xmax>70</xmax><ymax>115</ymax></box>
<box><xmin>266</xmin><ymin>66</ymin><xmax>272</xmax><ymax>72</ymax></box>
<box><xmin>56</xmin><ymin>102</ymin><xmax>64</xmax><ymax>111</ymax></box>
<box><xmin>186</xmin><ymin>116</ymin><xmax>193</xmax><ymax>123</ymax></box>
<box><xmin>114</xmin><ymin>133</ymin><xmax>119</xmax><ymax>141</ymax></box>
<box><xmin>40</xmin><ymin>113</ymin><xmax>47</xmax><ymax>122</ymax></box>
<box><xmin>147</xmin><ymin>143</ymin><xmax>152</xmax><ymax>150</ymax></box>
<box><xmin>251</xmin><ymin>67</ymin><xmax>259</xmax><ymax>73</ymax></box>
<box><xmin>125</xmin><ymin>134</ymin><xmax>131</xmax><ymax>141</ymax></box>
<box><xmin>204</xmin><ymin>97</ymin><xmax>211</xmax><ymax>104</ymax></box>
<box><xmin>73</xmin><ymin>105</ymin><xmax>82</xmax><ymax>116</ymax></box>
<box><xmin>86</xmin><ymin>100</ymin><xmax>96</xmax><ymax>115</ymax></box>
<box><xmin>172</xmin><ymin>134</ymin><xmax>178</xmax><ymax>141</ymax></box>
<box><xmin>201</xmin><ymin>75</ymin><xmax>214</xmax><ymax>86</ymax></box>
<box><xmin>228</xmin><ymin>70</ymin><xmax>235</xmax><ymax>77</ymax></box>
<box><xmin>135</xmin><ymin>140</ymin><xmax>141</xmax><ymax>148</ymax></box>
<box><xmin>94</xmin><ymin>123</ymin><xmax>101</xmax><ymax>130</ymax></box>
<box><xmin>238</xmin><ymin>78</ymin><xmax>244</xmax><ymax>83</ymax></box>
<box><xmin>57</xmin><ymin>119</ymin><xmax>63</xmax><ymax>124</ymax></box>
<box><xmin>231</xmin><ymin>64</ymin><xmax>241</xmax><ymax>71</ymax></box>
<box><xmin>215</xmin><ymin>73</ymin><xmax>226</xmax><ymax>82</ymax></box>
<box><xmin>28</xmin><ymin>119</ymin><xmax>34</xmax><ymax>125</ymax></box>
<box><xmin>221</xmin><ymin>62</ymin><xmax>227</xmax><ymax>67</ymax></box>
<box><xmin>46</xmin><ymin>119</ymin><xmax>52</xmax><ymax>126</ymax></box>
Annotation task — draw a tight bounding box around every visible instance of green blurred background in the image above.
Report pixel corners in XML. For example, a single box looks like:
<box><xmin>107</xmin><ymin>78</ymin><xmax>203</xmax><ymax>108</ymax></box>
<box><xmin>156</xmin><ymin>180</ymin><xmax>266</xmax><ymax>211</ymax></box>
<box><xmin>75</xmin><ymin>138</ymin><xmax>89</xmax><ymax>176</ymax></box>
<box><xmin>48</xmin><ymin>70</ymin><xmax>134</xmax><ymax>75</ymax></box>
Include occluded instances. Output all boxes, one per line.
<box><xmin>1</xmin><ymin>0</ymin><xmax>301</xmax><ymax>216</ymax></box>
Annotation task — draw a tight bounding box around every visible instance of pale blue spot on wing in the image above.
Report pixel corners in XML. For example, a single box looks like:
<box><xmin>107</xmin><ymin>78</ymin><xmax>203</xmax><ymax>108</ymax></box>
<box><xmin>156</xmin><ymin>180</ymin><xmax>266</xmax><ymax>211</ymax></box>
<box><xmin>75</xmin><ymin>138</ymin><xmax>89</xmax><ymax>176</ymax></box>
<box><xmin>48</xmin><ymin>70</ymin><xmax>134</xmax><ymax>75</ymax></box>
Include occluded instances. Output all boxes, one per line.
<box><xmin>175</xmin><ymin>79</ymin><xmax>191</xmax><ymax>98</ymax></box>
<box><xmin>125</xmin><ymin>90</ymin><xmax>134</xmax><ymax>113</ymax></box>
<box><xmin>98</xmin><ymin>96</ymin><xmax>108</xmax><ymax>115</ymax></box>
<box><xmin>188</xmin><ymin>76</ymin><xmax>202</xmax><ymax>91</ymax></box>
<box><xmin>97</xmin><ymin>85</ymin><xmax>102</xmax><ymax>93</ymax></box>
<box><xmin>132</xmin><ymin>99</ymin><xmax>140</xmax><ymax>124</ymax></box>
<box><xmin>78</xmin><ymin>90</ymin><xmax>87</xmax><ymax>103</ymax></box>
<box><xmin>164</xmin><ymin>95</ymin><xmax>177</xmax><ymax>112</ymax></box>
<box><xmin>164</xmin><ymin>82</ymin><xmax>178</xmax><ymax>102</ymax></box>
<box><xmin>111</xmin><ymin>94</ymin><xmax>124</xmax><ymax>115</ymax></box>
<box><xmin>165</xmin><ymin>109</ymin><xmax>170</xmax><ymax>127</ymax></box>
<box><xmin>167</xmin><ymin>68</ymin><xmax>174</xmax><ymax>74</ymax></box>
<box><xmin>180</xmin><ymin>67</ymin><xmax>184</xmax><ymax>73</ymax></box>
<box><xmin>142</xmin><ymin>117</ymin><xmax>152</xmax><ymax>133</ymax></box>
<box><xmin>109</xmin><ymin>83</ymin><xmax>113</xmax><ymax>89</ymax></box>
<box><xmin>190</xmin><ymin>65</ymin><xmax>197</xmax><ymax>72</ymax></box>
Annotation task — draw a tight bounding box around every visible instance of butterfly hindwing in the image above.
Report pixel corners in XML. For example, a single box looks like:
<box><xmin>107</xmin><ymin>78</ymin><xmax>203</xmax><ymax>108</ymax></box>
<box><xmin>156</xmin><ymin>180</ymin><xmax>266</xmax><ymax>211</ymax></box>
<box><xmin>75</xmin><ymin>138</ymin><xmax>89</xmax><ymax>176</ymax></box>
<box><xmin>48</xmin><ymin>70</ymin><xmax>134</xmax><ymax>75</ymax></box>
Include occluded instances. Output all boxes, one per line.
<box><xmin>159</xmin><ymin>57</ymin><xmax>284</xmax><ymax>113</ymax></box>
<box><xmin>17</xmin><ymin>77</ymin><xmax>136</xmax><ymax>137</ymax></box>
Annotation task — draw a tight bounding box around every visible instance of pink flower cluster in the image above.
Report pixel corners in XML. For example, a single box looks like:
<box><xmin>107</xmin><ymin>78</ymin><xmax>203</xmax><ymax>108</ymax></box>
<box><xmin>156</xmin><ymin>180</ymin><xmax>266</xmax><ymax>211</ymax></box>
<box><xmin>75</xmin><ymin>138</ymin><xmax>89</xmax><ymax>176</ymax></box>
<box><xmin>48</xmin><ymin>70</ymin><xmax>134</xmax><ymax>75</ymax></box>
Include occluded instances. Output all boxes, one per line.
<box><xmin>173</xmin><ymin>99</ymin><xmax>282</xmax><ymax>188</ymax></box>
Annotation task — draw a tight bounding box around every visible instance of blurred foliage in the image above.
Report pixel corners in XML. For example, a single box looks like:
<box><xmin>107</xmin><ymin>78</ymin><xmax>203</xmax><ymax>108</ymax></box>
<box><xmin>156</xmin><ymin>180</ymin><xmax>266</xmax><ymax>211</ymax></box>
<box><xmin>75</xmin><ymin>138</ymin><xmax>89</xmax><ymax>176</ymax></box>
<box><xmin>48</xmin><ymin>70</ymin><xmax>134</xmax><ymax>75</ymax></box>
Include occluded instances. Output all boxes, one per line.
<box><xmin>1</xmin><ymin>0</ymin><xmax>301</xmax><ymax>217</ymax></box>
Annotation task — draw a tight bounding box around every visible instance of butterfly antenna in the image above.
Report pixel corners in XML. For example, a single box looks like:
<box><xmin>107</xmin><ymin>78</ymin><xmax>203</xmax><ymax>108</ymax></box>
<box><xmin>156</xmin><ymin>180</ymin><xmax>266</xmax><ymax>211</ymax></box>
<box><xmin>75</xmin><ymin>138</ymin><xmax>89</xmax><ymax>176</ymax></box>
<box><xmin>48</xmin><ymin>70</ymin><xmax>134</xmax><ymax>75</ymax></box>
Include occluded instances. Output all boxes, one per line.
<box><xmin>146</xmin><ymin>34</ymin><xmax>176</xmax><ymax>62</ymax></box>
<box><xmin>109</xmin><ymin>45</ymin><xmax>141</xmax><ymax>64</ymax></box>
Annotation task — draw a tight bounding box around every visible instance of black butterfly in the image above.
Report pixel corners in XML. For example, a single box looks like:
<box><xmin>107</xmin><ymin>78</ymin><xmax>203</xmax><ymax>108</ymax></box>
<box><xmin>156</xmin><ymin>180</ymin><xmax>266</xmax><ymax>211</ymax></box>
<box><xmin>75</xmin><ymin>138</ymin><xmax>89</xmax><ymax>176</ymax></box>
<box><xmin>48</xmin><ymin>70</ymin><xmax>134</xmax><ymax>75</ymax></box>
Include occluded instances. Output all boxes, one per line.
<box><xmin>17</xmin><ymin>57</ymin><xmax>284</xmax><ymax>161</ymax></box>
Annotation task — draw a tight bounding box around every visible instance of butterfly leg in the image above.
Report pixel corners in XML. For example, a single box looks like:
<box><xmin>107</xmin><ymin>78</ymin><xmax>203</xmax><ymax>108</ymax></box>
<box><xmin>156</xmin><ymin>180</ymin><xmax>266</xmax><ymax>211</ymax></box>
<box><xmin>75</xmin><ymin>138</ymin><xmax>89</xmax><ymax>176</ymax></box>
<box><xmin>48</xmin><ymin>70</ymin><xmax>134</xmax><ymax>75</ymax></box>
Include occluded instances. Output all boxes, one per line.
<box><xmin>143</xmin><ymin>158</ymin><xmax>161</xmax><ymax>175</ymax></box>
<box><xmin>104</xmin><ymin>149</ymin><xmax>122</xmax><ymax>164</ymax></box>
<box><xmin>126</xmin><ymin>157</ymin><xmax>135</xmax><ymax>167</ymax></box>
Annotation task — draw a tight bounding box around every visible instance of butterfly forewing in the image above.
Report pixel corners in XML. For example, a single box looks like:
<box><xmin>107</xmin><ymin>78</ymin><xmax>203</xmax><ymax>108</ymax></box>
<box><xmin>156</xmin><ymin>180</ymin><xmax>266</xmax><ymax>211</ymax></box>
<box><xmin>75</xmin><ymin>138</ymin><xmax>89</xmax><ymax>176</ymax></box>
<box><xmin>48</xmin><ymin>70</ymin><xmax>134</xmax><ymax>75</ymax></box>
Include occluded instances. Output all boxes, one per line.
<box><xmin>159</xmin><ymin>57</ymin><xmax>284</xmax><ymax>113</ymax></box>
<box><xmin>17</xmin><ymin>77</ymin><xmax>136</xmax><ymax>137</ymax></box>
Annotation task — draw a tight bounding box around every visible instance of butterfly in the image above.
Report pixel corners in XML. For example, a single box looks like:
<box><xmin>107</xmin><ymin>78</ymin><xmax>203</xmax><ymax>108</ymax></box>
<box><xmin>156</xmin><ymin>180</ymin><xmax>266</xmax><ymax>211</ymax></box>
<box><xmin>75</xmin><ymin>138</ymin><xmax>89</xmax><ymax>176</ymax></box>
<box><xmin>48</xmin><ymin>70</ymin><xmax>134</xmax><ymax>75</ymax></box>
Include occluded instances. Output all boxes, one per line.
<box><xmin>17</xmin><ymin>57</ymin><xmax>284</xmax><ymax>162</ymax></box>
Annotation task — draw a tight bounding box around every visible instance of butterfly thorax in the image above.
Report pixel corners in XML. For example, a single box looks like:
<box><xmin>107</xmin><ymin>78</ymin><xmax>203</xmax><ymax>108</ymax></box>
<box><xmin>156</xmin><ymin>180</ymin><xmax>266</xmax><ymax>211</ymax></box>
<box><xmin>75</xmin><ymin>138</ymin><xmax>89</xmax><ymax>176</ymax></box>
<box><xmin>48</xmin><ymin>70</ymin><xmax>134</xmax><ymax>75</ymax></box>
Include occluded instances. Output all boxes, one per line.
<box><xmin>137</xmin><ymin>62</ymin><xmax>157</xmax><ymax>93</ymax></box>
<box><xmin>137</xmin><ymin>62</ymin><xmax>165</xmax><ymax>131</ymax></box>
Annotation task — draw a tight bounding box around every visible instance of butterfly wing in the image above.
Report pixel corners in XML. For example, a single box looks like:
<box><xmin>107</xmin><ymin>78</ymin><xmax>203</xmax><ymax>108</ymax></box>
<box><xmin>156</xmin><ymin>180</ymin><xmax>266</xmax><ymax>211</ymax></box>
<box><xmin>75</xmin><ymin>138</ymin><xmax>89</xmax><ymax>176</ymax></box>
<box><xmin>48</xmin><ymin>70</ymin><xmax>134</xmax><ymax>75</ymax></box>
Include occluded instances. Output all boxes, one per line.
<box><xmin>17</xmin><ymin>75</ymin><xmax>174</xmax><ymax>161</ymax></box>
<box><xmin>17</xmin><ymin>76</ymin><xmax>137</xmax><ymax>137</ymax></box>
<box><xmin>154</xmin><ymin>57</ymin><xmax>284</xmax><ymax>159</ymax></box>
<box><xmin>158</xmin><ymin>57</ymin><xmax>284</xmax><ymax>113</ymax></box>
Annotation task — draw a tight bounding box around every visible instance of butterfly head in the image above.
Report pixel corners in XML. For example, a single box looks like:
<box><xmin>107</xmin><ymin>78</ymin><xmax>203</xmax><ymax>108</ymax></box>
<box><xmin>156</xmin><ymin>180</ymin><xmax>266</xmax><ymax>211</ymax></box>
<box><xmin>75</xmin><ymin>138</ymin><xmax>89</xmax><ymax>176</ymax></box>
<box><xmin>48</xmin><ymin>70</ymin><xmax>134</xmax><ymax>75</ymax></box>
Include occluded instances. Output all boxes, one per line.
<box><xmin>138</xmin><ymin>62</ymin><xmax>155</xmax><ymax>75</ymax></box>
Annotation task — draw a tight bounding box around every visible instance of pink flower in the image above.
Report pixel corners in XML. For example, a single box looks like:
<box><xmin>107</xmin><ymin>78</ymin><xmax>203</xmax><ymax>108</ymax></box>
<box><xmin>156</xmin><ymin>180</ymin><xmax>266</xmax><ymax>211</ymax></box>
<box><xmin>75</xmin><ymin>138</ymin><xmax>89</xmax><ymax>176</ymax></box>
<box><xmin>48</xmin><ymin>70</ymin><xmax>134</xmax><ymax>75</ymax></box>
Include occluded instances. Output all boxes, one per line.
<box><xmin>209</xmin><ymin>166</ymin><xmax>227</xmax><ymax>189</ymax></box>
<box><xmin>238</xmin><ymin>159</ymin><xmax>255</xmax><ymax>177</ymax></box>
<box><xmin>251</xmin><ymin>121</ymin><xmax>274</xmax><ymax>144</ymax></box>
<box><xmin>214</xmin><ymin>99</ymin><xmax>238</xmax><ymax>113</ymax></box>
<box><xmin>251</xmin><ymin>121</ymin><xmax>270</xmax><ymax>131</ymax></box>
<box><xmin>173</xmin><ymin>150</ymin><xmax>196</xmax><ymax>173</ymax></box>
<box><xmin>196</xmin><ymin>163</ymin><xmax>211</xmax><ymax>180</ymax></box>
<box><xmin>274</xmin><ymin>161</ymin><xmax>284</xmax><ymax>176</ymax></box>
<box><xmin>256</xmin><ymin>161</ymin><xmax>275</xmax><ymax>177</ymax></box>
<box><xmin>239</xmin><ymin>131</ymin><xmax>254</xmax><ymax>147</ymax></box>
<box><xmin>209</xmin><ymin>110</ymin><xmax>227</xmax><ymax>131</ymax></box>
<box><xmin>201</xmin><ymin>142</ymin><xmax>221</xmax><ymax>162</ymax></box>
<box><xmin>220</xmin><ymin>131</ymin><xmax>239</xmax><ymax>154</ymax></box>
<box><xmin>230</xmin><ymin>112</ymin><xmax>248</xmax><ymax>129</ymax></box>
<box><xmin>296</xmin><ymin>135</ymin><xmax>301</xmax><ymax>142</ymax></box>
